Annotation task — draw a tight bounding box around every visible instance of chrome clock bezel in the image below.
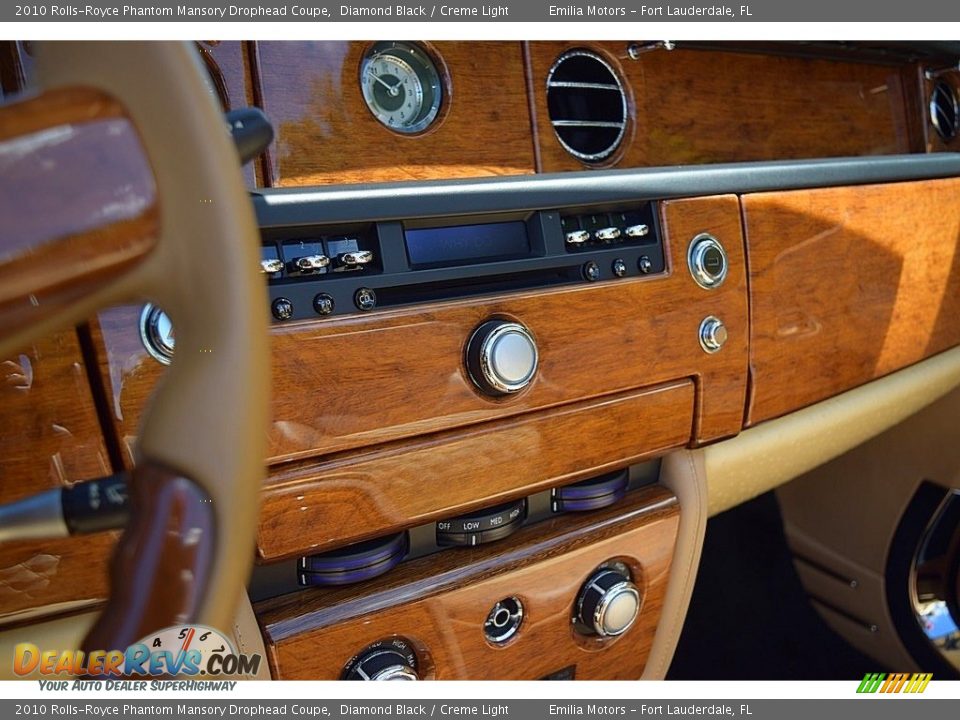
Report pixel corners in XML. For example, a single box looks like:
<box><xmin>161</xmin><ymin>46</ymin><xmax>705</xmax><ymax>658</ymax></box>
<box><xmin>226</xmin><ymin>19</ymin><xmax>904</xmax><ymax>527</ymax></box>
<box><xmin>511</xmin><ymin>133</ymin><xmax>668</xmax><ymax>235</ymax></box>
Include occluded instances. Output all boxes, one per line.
<box><xmin>360</xmin><ymin>41</ymin><xmax>444</xmax><ymax>135</ymax></box>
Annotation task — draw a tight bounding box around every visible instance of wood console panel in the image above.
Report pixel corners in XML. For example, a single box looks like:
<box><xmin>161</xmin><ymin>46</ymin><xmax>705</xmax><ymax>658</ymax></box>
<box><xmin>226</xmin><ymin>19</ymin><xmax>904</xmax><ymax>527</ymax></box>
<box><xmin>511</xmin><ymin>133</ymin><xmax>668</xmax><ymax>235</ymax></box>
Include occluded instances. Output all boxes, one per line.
<box><xmin>0</xmin><ymin>329</ymin><xmax>113</xmax><ymax>622</ymax></box>
<box><xmin>527</xmin><ymin>42</ymin><xmax>912</xmax><ymax>172</ymax></box>
<box><xmin>0</xmin><ymin>87</ymin><xmax>158</xmax><ymax>340</ymax></box>
<box><xmin>255</xmin><ymin>41</ymin><xmax>536</xmax><ymax>187</ymax></box>
<box><xmin>258</xmin><ymin>380</ymin><xmax>693</xmax><ymax>561</ymax></box>
<box><xmin>92</xmin><ymin>195</ymin><xmax>748</xmax><ymax>466</ymax></box>
<box><xmin>257</xmin><ymin>486</ymin><xmax>679</xmax><ymax>680</ymax></box>
<box><xmin>744</xmin><ymin>177</ymin><xmax>960</xmax><ymax>426</ymax></box>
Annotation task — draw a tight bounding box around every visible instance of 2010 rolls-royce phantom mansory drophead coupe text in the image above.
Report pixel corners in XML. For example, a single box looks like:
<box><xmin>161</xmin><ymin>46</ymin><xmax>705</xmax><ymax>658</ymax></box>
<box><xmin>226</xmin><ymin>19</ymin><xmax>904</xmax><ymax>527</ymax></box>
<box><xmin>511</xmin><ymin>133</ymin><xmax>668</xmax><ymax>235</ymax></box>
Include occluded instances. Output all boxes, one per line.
<box><xmin>1</xmin><ymin>40</ymin><xmax>960</xmax><ymax>681</ymax></box>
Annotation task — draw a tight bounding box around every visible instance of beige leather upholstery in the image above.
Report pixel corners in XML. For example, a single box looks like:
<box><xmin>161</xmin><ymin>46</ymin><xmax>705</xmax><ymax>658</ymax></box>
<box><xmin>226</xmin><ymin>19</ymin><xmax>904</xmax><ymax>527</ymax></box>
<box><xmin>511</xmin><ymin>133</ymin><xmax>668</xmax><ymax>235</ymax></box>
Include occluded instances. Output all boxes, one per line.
<box><xmin>704</xmin><ymin>344</ymin><xmax>960</xmax><ymax>517</ymax></box>
<box><xmin>642</xmin><ymin>451</ymin><xmax>708</xmax><ymax>679</ymax></box>
<box><xmin>777</xmin><ymin>383</ymin><xmax>960</xmax><ymax>670</ymax></box>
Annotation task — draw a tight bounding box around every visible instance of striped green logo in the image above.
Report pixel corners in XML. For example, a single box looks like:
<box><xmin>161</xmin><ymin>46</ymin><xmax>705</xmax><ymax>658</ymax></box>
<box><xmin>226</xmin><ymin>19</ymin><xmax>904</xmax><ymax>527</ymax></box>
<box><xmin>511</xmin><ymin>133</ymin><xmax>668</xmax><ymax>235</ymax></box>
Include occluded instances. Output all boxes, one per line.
<box><xmin>857</xmin><ymin>673</ymin><xmax>932</xmax><ymax>694</ymax></box>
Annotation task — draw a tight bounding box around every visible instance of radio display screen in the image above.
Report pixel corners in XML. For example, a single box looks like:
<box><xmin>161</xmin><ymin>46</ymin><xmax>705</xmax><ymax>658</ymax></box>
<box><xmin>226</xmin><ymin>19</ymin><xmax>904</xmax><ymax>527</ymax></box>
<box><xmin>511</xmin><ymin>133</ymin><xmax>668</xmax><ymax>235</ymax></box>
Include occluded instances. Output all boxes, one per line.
<box><xmin>404</xmin><ymin>221</ymin><xmax>531</xmax><ymax>268</ymax></box>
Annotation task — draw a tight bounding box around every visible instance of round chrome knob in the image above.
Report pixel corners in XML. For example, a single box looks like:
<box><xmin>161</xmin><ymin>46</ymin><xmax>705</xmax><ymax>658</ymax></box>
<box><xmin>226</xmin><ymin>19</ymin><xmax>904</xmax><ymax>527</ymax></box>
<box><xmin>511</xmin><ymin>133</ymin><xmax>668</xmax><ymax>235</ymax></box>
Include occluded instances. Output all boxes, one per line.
<box><xmin>466</xmin><ymin>320</ymin><xmax>538</xmax><ymax>396</ymax></box>
<box><xmin>343</xmin><ymin>640</ymin><xmax>420</xmax><ymax>681</ymax></box>
<box><xmin>699</xmin><ymin>316</ymin><xmax>728</xmax><ymax>354</ymax></box>
<box><xmin>687</xmin><ymin>234</ymin><xmax>728</xmax><ymax>289</ymax></box>
<box><xmin>139</xmin><ymin>304</ymin><xmax>175</xmax><ymax>365</ymax></box>
<box><xmin>575</xmin><ymin>567</ymin><xmax>641</xmax><ymax>637</ymax></box>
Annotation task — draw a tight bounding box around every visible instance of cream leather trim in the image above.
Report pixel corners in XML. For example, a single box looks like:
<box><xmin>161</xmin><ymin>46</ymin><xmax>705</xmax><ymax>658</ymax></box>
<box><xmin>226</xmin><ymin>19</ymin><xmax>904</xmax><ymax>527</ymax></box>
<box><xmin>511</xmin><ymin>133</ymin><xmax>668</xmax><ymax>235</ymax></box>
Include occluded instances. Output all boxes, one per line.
<box><xmin>642</xmin><ymin>450</ymin><xmax>708</xmax><ymax>679</ymax></box>
<box><xmin>705</xmin><ymin>344</ymin><xmax>960</xmax><ymax>517</ymax></box>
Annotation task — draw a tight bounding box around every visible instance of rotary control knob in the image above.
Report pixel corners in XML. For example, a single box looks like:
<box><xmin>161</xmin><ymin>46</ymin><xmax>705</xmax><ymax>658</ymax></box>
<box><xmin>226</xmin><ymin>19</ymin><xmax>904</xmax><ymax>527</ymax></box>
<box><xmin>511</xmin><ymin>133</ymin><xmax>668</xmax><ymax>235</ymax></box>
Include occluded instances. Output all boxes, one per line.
<box><xmin>575</xmin><ymin>567</ymin><xmax>641</xmax><ymax>638</ymax></box>
<box><xmin>342</xmin><ymin>638</ymin><xmax>420</xmax><ymax>681</ymax></box>
<box><xmin>466</xmin><ymin>320</ymin><xmax>538</xmax><ymax>396</ymax></box>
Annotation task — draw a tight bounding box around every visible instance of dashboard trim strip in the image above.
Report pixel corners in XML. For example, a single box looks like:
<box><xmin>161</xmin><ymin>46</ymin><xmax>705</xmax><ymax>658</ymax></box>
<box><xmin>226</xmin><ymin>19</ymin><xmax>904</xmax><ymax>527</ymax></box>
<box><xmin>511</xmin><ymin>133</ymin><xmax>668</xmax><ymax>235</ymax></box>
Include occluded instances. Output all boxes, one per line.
<box><xmin>252</xmin><ymin>154</ymin><xmax>960</xmax><ymax>226</ymax></box>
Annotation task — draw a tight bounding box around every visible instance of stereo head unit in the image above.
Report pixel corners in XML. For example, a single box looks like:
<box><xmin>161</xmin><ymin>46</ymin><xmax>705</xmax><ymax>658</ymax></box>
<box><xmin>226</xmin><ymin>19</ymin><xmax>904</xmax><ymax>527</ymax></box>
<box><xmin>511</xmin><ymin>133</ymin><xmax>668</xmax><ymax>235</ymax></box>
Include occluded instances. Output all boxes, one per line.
<box><xmin>260</xmin><ymin>203</ymin><xmax>665</xmax><ymax>321</ymax></box>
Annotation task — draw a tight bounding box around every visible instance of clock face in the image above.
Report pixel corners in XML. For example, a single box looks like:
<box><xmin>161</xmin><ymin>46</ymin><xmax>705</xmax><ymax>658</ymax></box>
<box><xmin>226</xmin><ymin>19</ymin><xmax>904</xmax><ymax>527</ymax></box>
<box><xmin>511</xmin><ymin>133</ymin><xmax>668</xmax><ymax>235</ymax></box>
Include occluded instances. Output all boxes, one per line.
<box><xmin>360</xmin><ymin>42</ymin><xmax>444</xmax><ymax>134</ymax></box>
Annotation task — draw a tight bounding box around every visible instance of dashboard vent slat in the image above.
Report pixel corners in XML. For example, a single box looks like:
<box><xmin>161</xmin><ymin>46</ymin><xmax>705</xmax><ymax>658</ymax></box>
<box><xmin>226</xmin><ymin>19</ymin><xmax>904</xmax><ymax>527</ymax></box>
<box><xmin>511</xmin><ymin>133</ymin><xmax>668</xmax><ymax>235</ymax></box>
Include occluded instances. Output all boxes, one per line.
<box><xmin>546</xmin><ymin>50</ymin><xmax>628</xmax><ymax>163</ymax></box>
<box><xmin>930</xmin><ymin>80</ymin><xmax>959</xmax><ymax>143</ymax></box>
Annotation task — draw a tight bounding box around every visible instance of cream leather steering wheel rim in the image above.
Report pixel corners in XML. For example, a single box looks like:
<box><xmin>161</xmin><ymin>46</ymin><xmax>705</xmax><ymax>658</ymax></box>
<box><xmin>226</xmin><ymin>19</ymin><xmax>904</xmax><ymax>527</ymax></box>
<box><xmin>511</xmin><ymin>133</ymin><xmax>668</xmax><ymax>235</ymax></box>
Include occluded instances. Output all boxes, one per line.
<box><xmin>0</xmin><ymin>42</ymin><xmax>268</xmax><ymax>652</ymax></box>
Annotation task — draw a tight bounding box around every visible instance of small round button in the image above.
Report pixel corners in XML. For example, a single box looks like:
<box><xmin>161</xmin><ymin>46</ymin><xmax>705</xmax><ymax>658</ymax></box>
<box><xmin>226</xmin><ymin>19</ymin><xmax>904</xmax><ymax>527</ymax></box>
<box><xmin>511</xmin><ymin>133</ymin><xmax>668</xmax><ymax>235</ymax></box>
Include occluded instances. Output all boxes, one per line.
<box><xmin>466</xmin><ymin>320</ymin><xmax>538</xmax><ymax>396</ymax></box>
<box><xmin>575</xmin><ymin>567</ymin><xmax>641</xmax><ymax>638</ymax></box>
<box><xmin>699</xmin><ymin>316</ymin><xmax>728</xmax><ymax>354</ymax></box>
<box><xmin>638</xmin><ymin>255</ymin><xmax>653</xmax><ymax>274</ymax></box>
<box><xmin>582</xmin><ymin>261</ymin><xmax>601</xmax><ymax>282</ymax></box>
<box><xmin>354</xmin><ymin>287</ymin><xmax>377</xmax><ymax>312</ymax></box>
<box><xmin>612</xmin><ymin>258</ymin><xmax>627</xmax><ymax>278</ymax></box>
<box><xmin>139</xmin><ymin>304</ymin><xmax>175</xmax><ymax>365</ymax></box>
<box><xmin>688</xmin><ymin>234</ymin><xmax>728</xmax><ymax>289</ymax></box>
<box><xmin>271</xmin><ymin>297</ymin><xmax>294</xmax><ymax>321</ymax></box>
<box><xmin>313</xmin><ymin>293</ymin><xmax>335</xmax><ymax>316</ymax></box>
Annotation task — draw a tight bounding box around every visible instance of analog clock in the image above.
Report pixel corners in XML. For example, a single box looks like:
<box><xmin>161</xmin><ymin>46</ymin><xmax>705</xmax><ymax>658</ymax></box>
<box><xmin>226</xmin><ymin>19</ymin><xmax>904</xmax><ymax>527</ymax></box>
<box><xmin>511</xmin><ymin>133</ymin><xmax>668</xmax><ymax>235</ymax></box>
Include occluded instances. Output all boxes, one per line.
<box><xmin>360</xmin><ymin>42</ymin><xmax>444</xmax><ymax>134</ymax></box>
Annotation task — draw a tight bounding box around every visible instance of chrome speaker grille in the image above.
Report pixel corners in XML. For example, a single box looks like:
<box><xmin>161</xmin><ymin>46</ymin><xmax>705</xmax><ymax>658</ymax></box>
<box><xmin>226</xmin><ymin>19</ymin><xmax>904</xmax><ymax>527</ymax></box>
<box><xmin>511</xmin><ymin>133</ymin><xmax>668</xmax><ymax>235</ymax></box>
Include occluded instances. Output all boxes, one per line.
<box><xmin>546</xmin><ymin>50</ymin><xmax>627</xmax><ymax>163</ymax></box>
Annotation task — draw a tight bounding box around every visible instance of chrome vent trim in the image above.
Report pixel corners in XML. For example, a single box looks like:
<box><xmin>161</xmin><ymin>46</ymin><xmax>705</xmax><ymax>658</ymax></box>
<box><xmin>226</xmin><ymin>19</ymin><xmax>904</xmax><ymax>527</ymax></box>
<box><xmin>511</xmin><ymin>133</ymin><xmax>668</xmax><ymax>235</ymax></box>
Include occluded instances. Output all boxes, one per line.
<box><xmin>546</xmin><ymin>50</ymin><xmax>628</xmax><ymax>163</ymax></box>
<box><xmin>930</xmin><ymin>80</ymin><xmax>959</xmax><ymax>143</ymax></box>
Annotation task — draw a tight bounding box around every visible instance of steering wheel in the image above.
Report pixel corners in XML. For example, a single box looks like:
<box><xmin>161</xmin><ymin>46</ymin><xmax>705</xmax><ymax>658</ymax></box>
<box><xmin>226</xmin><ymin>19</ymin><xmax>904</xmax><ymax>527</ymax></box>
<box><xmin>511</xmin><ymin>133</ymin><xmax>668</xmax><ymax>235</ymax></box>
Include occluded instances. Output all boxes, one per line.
<box><xmin>0</xmin><ymin>43</ymin><xmax>267</xmax><ymax>651</ymax></box>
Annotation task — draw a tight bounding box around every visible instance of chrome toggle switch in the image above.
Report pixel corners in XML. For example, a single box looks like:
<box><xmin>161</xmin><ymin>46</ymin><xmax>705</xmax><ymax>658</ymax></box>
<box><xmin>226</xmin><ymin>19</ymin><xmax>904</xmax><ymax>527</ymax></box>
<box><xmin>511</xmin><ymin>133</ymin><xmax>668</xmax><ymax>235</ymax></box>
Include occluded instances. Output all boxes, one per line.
<box><xmin>260</xmin><ymin>258</ymin><xmax>284</xmax><ymax>275</ymax></box>
<box><xmin>624</xmin><ymin>224</ymin><xmax>649</xmax><ymax>238</ymax></box>
<box><xmin>335</xmin><ymin>250</ymin><xmax>374</xmax><ymax>271</ymax></box>
<box><xmin>294</xmin><ymin>254</ymin><xmax>330</xmax><ymax>273</ymax></box>
<box><xmin>594</xmin><ymin>227</ymin><xmax>622</xmax><ymax>242</ymax></box>
<box><xmin>565</xmin><ymin>230</ymin><xmax>590</xmax><ymax>245</ymax></box>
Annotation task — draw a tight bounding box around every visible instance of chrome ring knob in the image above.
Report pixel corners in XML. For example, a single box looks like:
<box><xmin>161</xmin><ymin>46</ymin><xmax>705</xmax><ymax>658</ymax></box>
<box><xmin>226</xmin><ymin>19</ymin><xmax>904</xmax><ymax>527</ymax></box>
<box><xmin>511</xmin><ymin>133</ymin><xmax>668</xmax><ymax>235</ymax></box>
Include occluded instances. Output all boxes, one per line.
<box><xmin>575</xmin><ymin>567</ymin><xmax>641</xmax><ymax>637</ymax></box>
<box><xmin>466</xmin><ymin>320</ymin><xmax>539</xmax><ymax>397</ymax></box>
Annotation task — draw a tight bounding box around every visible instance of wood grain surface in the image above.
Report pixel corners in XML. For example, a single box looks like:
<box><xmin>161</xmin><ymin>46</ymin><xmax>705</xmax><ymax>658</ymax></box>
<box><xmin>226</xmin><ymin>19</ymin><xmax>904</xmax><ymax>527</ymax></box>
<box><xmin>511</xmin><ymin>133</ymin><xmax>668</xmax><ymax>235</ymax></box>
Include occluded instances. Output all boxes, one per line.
<box><xmin>92</xmin><ymin>195</ymin><xmax>748</xmax><ymax>468</ymax></box>
<box><xmin>257</xmin><ymin>486</ymin><xmax>679</xmax><ymax>680</ymax></box>
<box><xmin>0</xmin><ymin>86</ymin><xmax>158</xmax><ymax>339</ymax></box>
<box><xmin>0</xmin><ymin>330</ymin><xmax>113</xmax><ymax>623</ymax></box>
<box><xmin>744</xmin><ymin>177</ymin><xmax>960</xmax><ymax>425</ymax></box>
<box><xmin>255</xmin><ymin>41</ymin><xmax>536</xmax><ymax>186</ymax></box>
<box><xmin>527</xmin><ymin>42</ymin><xmax>913</xmax><ymax>171</ymax></box>
<box><xmin>258</xmin><ymin>380</ymin><xmax>693</xmax><ymax>560</ymax></box>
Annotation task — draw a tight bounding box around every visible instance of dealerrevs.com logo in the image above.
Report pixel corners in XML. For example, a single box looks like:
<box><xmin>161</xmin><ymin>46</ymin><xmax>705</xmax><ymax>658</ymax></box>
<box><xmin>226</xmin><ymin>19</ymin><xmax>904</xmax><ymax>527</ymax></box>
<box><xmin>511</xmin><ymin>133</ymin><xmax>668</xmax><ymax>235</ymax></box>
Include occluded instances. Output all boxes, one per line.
<box><xmin>857</xmin><ymin>673</ymin><xmax>933</xmax><ymax>694</ymax></box>
<box><xmin>13</xmin><ymin>625</ymin><xmax>261</xmax><ymax>677</ymax></box>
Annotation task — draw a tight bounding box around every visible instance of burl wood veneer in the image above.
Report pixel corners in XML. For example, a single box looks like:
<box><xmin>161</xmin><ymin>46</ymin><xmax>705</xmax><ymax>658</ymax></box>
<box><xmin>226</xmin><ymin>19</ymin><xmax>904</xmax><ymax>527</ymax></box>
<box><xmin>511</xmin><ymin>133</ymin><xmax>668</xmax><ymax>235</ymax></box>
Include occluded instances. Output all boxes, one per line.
<box><xmin>744</xmin><ymin>177</ymin><xmax>960</xmax><ymax>425</ymax></box>
<box><xmin>257</xmin><ymin>486</ymin><xmax>679</xmax><ymax>680</ymax></box>
<box><xmin>527</xmin><ymin>42</ymin><xmax>913</xmax><ymax>171</ymax></box>
<box><xmin>254</xmin><ymin>41</ymin><xmax>536</xmax><ymax>186</ymax></box>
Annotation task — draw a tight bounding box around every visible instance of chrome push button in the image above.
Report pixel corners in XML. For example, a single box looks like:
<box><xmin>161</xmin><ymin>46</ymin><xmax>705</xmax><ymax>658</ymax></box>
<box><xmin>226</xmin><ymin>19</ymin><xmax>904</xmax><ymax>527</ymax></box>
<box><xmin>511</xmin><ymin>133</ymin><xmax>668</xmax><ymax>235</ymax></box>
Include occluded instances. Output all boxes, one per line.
<box><xmin>466</xmin><ymin>320</ymin><xmax>539</xmax><ymax>397</ymax></box>
<box><xmin>687</xmin><ymin>233</ymin><xmax>728</xmax><ymax>289</ymax></box>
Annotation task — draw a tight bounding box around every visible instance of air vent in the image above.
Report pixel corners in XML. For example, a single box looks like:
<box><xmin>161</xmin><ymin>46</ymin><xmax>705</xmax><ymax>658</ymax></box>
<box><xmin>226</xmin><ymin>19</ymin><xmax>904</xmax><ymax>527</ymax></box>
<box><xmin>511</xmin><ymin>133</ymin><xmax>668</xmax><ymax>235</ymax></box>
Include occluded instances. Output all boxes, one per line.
<box><xmin>546</xmin><ymin>50</ymin><xmax>627</xmax><ymax>163</ymax></box>
<box><xmin>930</xmin><ymin>80</ymin><xmax>959</xmax><ymax>143</ymax></box>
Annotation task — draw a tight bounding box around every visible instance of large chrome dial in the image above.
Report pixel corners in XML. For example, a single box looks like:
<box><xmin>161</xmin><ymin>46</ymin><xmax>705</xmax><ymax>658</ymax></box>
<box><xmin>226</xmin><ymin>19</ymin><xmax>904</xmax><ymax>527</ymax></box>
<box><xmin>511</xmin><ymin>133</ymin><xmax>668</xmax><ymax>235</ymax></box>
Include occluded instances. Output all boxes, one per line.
<box><xmin>360</xmin><ymin>42</ymin><xmax>443</xmax><ymax>134</ymax></box>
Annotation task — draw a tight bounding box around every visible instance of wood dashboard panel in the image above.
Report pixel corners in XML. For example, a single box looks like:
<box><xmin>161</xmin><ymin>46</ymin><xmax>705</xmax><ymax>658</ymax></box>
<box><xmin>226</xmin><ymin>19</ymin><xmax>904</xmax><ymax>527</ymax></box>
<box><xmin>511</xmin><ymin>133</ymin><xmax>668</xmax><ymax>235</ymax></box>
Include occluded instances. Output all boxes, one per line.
<box><xmin>257</xmin><ymin>486</ymin><xmax>678</xmax><ymax>680</ymax></box>
<box><xmin>744</xmin><ymin>176</ymin><xmax>960</xmax><ymax>425</ymax></box>
<box><xmin>258</xmin><ymin>380</ymin><xmax>693</xmax><ymax>560</ymax></box>
<box><xmin>255</xmin><ymin>41</ymin><xmax>536</xmax><ymax>187</ymax></box>
<box><xmin>0</xmin><ymin>329</ymin><xmax>113</xmax><ymax>622</ymax></box>
<box><xmin>92</xmin><ymin>194</ymin><xmax>749</xmax><ymax>468</ymax></box>
<box><xmin>527</xmin><ymin>42</ymin><xmax>913</xmax><ymax>171</ymax></box>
